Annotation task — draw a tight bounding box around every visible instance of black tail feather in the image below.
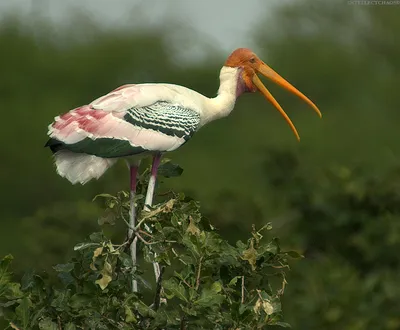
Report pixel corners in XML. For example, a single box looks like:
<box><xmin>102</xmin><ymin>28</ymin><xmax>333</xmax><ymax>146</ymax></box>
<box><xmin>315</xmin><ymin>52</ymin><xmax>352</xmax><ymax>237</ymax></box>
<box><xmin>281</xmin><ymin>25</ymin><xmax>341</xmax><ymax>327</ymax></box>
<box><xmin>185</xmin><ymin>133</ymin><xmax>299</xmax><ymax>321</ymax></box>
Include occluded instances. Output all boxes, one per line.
<box><xmin>45</xmin><ymin>138</ymin><xmax>65</xmax><ymax>154</ymax></box>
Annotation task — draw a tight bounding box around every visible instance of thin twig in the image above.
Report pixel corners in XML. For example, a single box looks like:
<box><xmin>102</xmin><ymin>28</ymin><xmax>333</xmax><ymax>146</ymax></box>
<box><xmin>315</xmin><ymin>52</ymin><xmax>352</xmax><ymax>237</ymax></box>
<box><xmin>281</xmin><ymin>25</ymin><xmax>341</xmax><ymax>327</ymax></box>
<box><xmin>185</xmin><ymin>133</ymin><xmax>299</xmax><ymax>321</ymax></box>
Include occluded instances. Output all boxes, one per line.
<box><xmin>157</xmin><ymin>190</ymin><xmax>174</xmax><ymax>197</ymax></box>
<box><xmin>278</xmin><ymin>272</ymin><xmax>287</xmax><ymax>296</ymax></box>
<box><xmin>122</xmin><ymin>230</ymin><xmax>176</xmax><ymax>250</ymax></box>
<box><xmin>154</xmin><ymin>266</ymin><xmax>165</xmax><ymax>311</ymax></box>
<box><xmin>135</xmin><ymin>232</ymin><xmax>176</xmax><ymax>246</ymax></box>
<box><xmin>129</xmin><ymin>189</ymin><xmax>138</xmax><ymax>293</ymax></box>
<box><xmin>138</xmin><ymin>229</ymin><xmax>153</xmax><ymax>238</ymax></box>
<box><xmin>122</xmin><ymin>212</ymin><xmax>135</xmax><ymax>231</ymax></box>
<box><xmin>123</xmin><ymin>232</ymin><xmax>136</xmax><ymax>253</ymax></box>
<box><xmin>143</xmin><ymin>164</ymin><xmax>161</xmax><ymax>283</ymax></box>
<box><xmin>195</xmin><ymin>256</ymin><xmax>203</xmax><ymax>290</ymax></box>
<box><xmin>135</xmin><ymin>232</ymin><xmax>155</xmax><ymax>245</ymax></box>
<box><xmin>241</xmin><ymin>276</ymin><xmax>245</xmax><ymax>304</ymax></box>
<box><xmin>181</xmin><ymin>278</ymin><xmax>193</xmax><ymax>289</ymax></box>
<box><xmin>180</xmin><ymin>316</ymin><xmax>186</xmax><ymax>330</ymax></box>
<box><xmin>256</xmin><ymin>289</ymin><xmax>263</xmax><ymax>300</ymax></box>
<box><xmin>135</xmin><ymin>214</ymin><xmax>152</xmax><ymax>231</ymax></box>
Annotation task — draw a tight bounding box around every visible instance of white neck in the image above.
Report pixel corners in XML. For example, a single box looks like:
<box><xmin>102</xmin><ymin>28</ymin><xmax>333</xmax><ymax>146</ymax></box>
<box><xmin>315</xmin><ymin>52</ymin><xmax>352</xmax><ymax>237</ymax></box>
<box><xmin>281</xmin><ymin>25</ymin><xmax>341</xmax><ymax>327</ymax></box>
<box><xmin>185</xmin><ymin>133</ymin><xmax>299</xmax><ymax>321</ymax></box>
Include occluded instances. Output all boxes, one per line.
<box><xmin>200</xmin><ymin>66</ymin><xmax>240</xmax><ymax>126</ymax></box>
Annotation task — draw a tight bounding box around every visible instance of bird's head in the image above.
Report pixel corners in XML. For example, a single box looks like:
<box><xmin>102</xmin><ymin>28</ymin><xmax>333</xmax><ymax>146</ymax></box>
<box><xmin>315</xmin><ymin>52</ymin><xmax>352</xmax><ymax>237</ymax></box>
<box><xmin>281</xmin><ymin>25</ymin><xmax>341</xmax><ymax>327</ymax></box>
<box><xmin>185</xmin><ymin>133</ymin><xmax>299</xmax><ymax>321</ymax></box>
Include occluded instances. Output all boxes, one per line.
<box><xmin>225</xmin><ymin>48</ymin><xmax>321</xmax><ymax>141</ymax></box>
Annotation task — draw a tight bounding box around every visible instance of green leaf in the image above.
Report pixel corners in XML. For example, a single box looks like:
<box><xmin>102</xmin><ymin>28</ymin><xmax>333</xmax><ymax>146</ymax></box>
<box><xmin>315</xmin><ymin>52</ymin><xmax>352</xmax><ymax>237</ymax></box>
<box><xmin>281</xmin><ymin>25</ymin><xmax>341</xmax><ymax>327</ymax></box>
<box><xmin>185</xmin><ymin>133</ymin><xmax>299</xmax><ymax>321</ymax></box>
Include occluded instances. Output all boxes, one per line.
<box><xmin>57</xmin><ymin>271</ymin><xmax>75</xmax><ymax>287</ymax></box>
<box><xmin>118</xmin><ymin>252</ymin><xmax>133</xmax><ymax>268</ymax></box>
<box><xmin>157</xmin><ymin>309</ymin><xmax>180</xmax><ymax>326</ymax></box>
<box><xmin>65</xmin><ymin>323</ymin><xmax>77</xmax><ymax>330</ymax></box>
<box><xmin>211</xmin><ymin>281</ymin><xmax>222</xmax><ymax>293</ymax></box>
<box><xmin>162</xmin><ymin>278</ymin><xmax>188</xmax><ymax>302</ymax></box>
<box><xmin>254</xmin><ymin>296</ymin><xmax>274</xmax><ymax>315</ymax></box>
<box><xmin>4</xmin><ymin>282</ymin><xmax>24</xmax><ymax>300</ymax></box>
<box><xmin>0</xmin><ymin>254</ymin><xmax>13</xmax><ymax>272</ymax></box>
<box><xmin>15</xmin><ymin>296</ymin><xmax>30</xmax><ymax>329</ymax></box>
<box><xmin>117</xmin><ymin>190</ymin><xmax>129</xmax><ymax>199</ymax></box>
<box><xmin>124</xmin><ymin>305</ymin><xmax>137</xmax><ymax>323</ymax></box>
<box><xmin>264</xmin><ymin>238</ymin><xmax>280</xmax><ymax>255</ymax></box>
<box><xmin>95</xmin><ymin>261</ymin><xmax>113</xmax><ymax>290</ymax></box>
<box><xmin>171</xmin><ymin>214</ymin><xmax>180</xmax><ymax>227</ymax></box>
<box><xmin>242</xmin><ymin>240</ymin><xmax>257</xmax><ymax>271</ymax></box>
<box><xmin>92</xmin><ymin>193</ymin><xmax>117</xmax><ymax>201</ymax></box>
<box><xmin>0</xmin><ymin>255</ymin><xmax>13</xmax><ymax>297</ymax></box>
<box><xmin>19</xmin><ymin>271</ymin><xmax>34</xmax><ymax>292</ymax></box>
<box><xmin>186</xmin><ymin>217</ymin><xmax>201</xmax><ymax>236</ymax></box>
<box><xmin>53</xmin><ymin>263</ymin><xmax>74</xmax><ymax>272</ymax></box>
<box><xmin>284</xmin><ymin>251</ymin><xmax>304</xmax><ymax>259</ymax></box>
<box><xmin>188</xmin><ymin>287</ymin><xmax>198</xmax><ymax>301</ymax></box>
<box><xmin>51</xmin><ymin>289</ymin><xmax>71</xmax><ymax>311</ymax></box>
<box><xmin>194</xmin><ymin>284</ymin><xmax>225</xmax><ymax>308</ymax></box>
<box><xmin>158</xmin><ymin>161</ymin><xmax>184</xmax><ymax>178</ymax></box>
<box><xmin>181</xmin><ymin>235</ymin><xmax>200</xmax><ymax>258</ymax></box>
<box><xmin>89</xmin><ymin>232</ymin><xmax>105</xmax><ymax>243</ymax></box>
<box><xmin>194</xmin><ymin>290</ymin><xmax>224</xmax><ymax>308</ymax></box>
<box><xmin>136</xmin><ymin>275</ymin><xmax>152</xmax><ymax>290</ymax></box>
<box><xmin>274</xmin><ymin>321</ymin><xmax>292</xmax><ymax>328</ymax></box>
<box><xmin>228</xmin><ymin>276</ymin><xmax>241</xmax><ymax>287</ymax></box>
<box><xmin>90</xmin><ymin>247</ymin><xmax>104</xmax><ymax>270</ymax></box>
<box><xmin>239</xmin><ymin>303</ymin><xmax>249</xmax><ymax>315</ymax></box>
<box><xmin>38</xmin><ymin>317</ymin><xmax>58</xmax><ymax>330</ymax></box>
<box><xmin>69</xmin><ymin>294</ymin><xmax>92</xmax><ymax>310</ymax></box>
<box><xmin>73</xmin><ymin>242</ymin><xmax>99</xmax><ymax>251</ymax></box>
<box><xmin>180</xmin><ymin>304</ymin><xmax>197</xmax><ymax>316</ymax></box>
<box><xmin>98</xmin><ymin>209</ymin><xmax>116</xmax><ymax>226</ymax></box>
<box><xmin>134</xmin><ymin>301</ymin><xmax>157</xmax><ymax>318</ymax></box>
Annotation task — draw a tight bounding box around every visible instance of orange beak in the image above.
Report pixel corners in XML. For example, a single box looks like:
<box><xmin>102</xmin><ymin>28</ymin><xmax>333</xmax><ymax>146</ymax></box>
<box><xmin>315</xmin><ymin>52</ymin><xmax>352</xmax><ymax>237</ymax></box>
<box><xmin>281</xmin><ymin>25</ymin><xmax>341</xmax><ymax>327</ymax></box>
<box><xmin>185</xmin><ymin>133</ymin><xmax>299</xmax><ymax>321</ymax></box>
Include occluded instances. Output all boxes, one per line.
<box><xmin>253</xmin><ymin>62</ymin><xmax>322</xmax><ymax>141</ymax></box>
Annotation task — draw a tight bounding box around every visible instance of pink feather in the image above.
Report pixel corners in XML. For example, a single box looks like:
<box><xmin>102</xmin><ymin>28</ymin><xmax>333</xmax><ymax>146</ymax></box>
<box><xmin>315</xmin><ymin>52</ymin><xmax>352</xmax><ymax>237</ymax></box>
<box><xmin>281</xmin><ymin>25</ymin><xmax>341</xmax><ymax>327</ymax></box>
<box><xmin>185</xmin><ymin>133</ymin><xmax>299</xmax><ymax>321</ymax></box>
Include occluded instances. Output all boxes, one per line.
<box><xmin>49</xmin><ymin>105</ymin><xmax>185</xmax><ymax>152</ymax></box>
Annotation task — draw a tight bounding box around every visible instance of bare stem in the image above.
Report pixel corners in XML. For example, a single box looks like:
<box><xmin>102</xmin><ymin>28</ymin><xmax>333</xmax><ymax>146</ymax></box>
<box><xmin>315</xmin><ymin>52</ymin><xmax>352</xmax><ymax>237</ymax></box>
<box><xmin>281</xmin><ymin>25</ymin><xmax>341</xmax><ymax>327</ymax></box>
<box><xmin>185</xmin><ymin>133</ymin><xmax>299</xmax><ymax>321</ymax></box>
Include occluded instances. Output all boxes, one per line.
<box><xmin>138</xmin><ymin>229</ymin><xmax>153</xmax><ymax>238</ymax></box>
<box><xmin>181</xmin><ymin>278</ymin><xmax>193</xmax><ymax>289</ymax></box>
<box><xmin>143</xmin><ymin>153</ymin><xmax>162</xmax><ymax>284</ymax></box>
<box><xmin>195</xmin><ymin>256</ymin><xmax>203</xmax><ymax>290</ymax></box>
<box><xmin>57</xmin><ymin>315</ymin><xmax>62</xmax><ymax>330</ymax></box>
<box><xmin>129</xmin><ymin>189</ymin><xmax>138</xmax><ymax>293</ymax></box>
<box><xmin>154</xmin><ymin>266</ymin><xmax>165</xmax><ymax>311</ymax></box>
<box><xmin>241</xmin><ymin>276</ymin><xmax>245</xmax><ymax>304</ymax></box>
<box><xmin>9</xmin><ymin>322</ymin><xmax>20</xmax><ymax>330</ymax></box>
<box><xmin>180</xmin><ymin>317</ymin><xmax>186</xmax><ymax>330</ymax></box>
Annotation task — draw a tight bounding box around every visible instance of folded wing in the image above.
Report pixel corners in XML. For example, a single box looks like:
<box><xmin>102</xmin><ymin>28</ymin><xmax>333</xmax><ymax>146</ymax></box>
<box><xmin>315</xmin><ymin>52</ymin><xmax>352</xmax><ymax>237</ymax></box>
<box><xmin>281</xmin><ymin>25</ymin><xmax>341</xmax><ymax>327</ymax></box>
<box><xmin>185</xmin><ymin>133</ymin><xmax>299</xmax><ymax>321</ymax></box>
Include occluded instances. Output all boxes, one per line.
<box><xmin>47</xmin><ymin>85</ymin><xmax>201</xmax><ymax>158</ymax></box>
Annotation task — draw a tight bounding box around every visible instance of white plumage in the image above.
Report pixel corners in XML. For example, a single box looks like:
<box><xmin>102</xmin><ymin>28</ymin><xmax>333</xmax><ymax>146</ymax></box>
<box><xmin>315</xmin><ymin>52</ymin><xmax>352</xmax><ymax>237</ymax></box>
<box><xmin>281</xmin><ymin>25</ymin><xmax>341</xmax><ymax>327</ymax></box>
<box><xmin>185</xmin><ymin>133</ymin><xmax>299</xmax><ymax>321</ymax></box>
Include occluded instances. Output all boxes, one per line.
<box><xmin>47</xmin><ymin>67</ymin><xmax>241</xmax><ymax>184</ymax></box>
<box><xmin>54</xmin><ymin>150</ymin><xmax>117</xmax><ymax>185</ymax></box>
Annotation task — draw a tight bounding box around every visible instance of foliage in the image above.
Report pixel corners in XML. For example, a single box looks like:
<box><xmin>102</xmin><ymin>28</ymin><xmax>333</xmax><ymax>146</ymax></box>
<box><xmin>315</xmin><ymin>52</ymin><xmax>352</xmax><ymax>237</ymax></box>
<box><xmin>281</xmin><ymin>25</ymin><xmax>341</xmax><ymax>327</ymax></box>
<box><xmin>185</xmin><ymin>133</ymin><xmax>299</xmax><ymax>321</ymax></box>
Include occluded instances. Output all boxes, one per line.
<box><xmin>260</xmin><ymin>149</ymin><xmax>400</xmax><ymax>330</ymax></box>
<box><xmin>0</xmin><ymin>162</ymin><xmax>298</xmax><ymax>329</ymax></box>
<box><xmin>1</xmin><ymin>0</ymin><xmax>400</xmax><ymax>329</ymax></box>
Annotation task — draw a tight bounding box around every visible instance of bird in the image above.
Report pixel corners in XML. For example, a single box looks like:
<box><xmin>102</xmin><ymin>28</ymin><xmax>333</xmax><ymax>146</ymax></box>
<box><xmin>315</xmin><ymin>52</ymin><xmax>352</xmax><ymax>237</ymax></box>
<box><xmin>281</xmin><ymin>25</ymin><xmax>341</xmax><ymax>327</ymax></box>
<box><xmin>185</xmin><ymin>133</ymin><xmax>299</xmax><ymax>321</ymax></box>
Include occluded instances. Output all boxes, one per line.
<box><xmin>45</xmin><ymin>47</ymin><xmax>321</xmax><ymax>291</ymax></box>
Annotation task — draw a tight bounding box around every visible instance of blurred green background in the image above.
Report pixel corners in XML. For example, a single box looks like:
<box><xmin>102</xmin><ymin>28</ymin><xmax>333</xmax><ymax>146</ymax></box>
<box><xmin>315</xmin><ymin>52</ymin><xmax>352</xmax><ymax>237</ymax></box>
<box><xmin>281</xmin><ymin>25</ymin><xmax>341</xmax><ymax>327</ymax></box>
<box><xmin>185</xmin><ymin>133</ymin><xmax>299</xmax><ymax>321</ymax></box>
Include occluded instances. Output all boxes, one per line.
<box><xmin>1</xmin><ymin>0</ymin><xmax>400</xmax><ymax>329</ymax></box>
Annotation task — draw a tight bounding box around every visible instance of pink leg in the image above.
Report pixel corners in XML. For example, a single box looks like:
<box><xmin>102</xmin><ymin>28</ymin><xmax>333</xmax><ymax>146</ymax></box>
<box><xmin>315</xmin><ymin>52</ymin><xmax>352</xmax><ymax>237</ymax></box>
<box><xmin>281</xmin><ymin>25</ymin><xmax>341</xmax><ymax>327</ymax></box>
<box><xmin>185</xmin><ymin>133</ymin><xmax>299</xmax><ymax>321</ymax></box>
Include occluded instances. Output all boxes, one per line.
<box><xmin>144</xmin><ymin>153</ymin><xmax>162</xmax><ymax>208</ymax></box>
<box><xmin>129</xmin><ymin>165</ymin><xmax>139</xmax><ymax>293</ymax></box>
<box><xmin>130</xmin><ymin>165</ymin><xmax>138</xmax><ymax>193</ymax></box>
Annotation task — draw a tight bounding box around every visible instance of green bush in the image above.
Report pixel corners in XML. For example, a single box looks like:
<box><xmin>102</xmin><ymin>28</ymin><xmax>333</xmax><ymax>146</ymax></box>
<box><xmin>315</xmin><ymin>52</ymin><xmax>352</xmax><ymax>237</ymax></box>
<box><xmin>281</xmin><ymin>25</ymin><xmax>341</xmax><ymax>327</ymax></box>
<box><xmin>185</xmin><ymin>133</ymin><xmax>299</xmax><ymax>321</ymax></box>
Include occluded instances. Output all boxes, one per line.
<box><xmin>260</xmin><ymin>149</ymin><xmax>400</xmax><ymax>329</ymax></box>
<box><xmin>0</xmin><ymin>163</ymin><xmax>299</xmax><ymax>329</ymax></box>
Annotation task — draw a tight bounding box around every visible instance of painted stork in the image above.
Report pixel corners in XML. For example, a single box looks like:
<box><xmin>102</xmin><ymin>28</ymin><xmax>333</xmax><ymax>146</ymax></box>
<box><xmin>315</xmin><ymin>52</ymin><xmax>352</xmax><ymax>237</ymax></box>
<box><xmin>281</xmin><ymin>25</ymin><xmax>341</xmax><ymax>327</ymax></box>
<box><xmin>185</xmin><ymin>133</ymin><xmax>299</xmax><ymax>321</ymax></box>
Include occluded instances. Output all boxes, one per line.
<box><xmin>45</xmin><ymin>48</ymin><xmax>321</xmax><ymax>290</ymax></box>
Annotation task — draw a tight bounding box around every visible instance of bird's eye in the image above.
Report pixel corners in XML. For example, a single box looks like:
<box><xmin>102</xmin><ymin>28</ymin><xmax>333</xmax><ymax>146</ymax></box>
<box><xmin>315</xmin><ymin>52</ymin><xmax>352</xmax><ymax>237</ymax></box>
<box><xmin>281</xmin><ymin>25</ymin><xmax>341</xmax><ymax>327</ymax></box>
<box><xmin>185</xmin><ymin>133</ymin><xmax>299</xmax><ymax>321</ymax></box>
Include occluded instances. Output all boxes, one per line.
<box><xmin>249</xmin><ymin>57</ymin><xmax>256</xmax><ymax>63</ymax></box>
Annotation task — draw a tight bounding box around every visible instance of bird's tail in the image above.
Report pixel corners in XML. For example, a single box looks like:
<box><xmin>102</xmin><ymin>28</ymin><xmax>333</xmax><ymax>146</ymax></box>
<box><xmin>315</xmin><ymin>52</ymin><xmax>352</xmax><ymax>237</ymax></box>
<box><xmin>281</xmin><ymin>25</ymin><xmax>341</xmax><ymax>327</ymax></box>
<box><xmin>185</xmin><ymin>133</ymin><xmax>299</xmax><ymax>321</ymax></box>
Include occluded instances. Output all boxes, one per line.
<box><xmin>53</xmin><ymin>150</ymin><xmax>117</xmax><ymax>185</ymax></box>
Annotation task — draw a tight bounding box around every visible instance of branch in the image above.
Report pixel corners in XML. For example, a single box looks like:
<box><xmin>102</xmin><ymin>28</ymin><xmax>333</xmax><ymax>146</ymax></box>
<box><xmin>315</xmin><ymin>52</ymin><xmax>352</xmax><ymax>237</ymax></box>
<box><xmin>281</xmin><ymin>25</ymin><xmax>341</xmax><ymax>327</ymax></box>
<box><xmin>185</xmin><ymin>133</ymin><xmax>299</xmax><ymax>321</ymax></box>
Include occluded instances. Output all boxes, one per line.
<box><xmin>181</xmin><ymin>278</ymin><xmax>193</xmax><ymax>289</ymax></box>
<box><xmin>129</xmin><ymin>190</ymin><xmax>138</xmax><ymax>293</ymax></box>
<box><xmin>154</xmin><ymin>266</ymin><xmax>165</xmax><ymax>311</ymax></box>
<box><xmin>195</xmin><ymin>256</ymin><xmax>203</xmax><ymax>290</ymax></box>
<box><xmin>241</xmin><ymin>276</ymin><xmax>245</xmax><ymax>304</ymax></box>
<box><xmin>180</xmin><ymin>316</ymin><xmax>186</xmax><ymax>330</ymax></box>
